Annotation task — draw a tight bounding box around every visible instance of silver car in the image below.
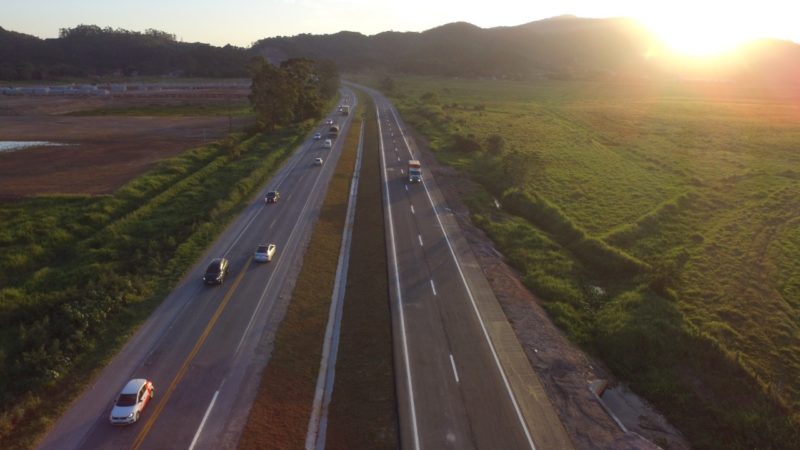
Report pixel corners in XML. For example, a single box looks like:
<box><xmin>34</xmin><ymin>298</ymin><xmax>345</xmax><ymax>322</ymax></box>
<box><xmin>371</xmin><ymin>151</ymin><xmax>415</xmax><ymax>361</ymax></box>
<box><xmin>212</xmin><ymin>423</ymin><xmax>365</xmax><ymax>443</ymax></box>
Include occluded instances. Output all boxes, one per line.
<box><xmin>254</xmin><ymin>243</ymin><xmax>277</xmax><ymax>262</ymax></box>
<box><xmin>109</xmin><ymin>379</ymin><xmax>154</xmax><ymax>425</ymax></box>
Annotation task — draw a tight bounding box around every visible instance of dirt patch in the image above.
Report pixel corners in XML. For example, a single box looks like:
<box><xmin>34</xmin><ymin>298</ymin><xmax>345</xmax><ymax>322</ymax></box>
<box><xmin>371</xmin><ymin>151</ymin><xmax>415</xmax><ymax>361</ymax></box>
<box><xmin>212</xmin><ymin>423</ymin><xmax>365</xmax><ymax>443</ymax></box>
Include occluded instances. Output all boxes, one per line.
<box><xmin>0</xmin><ymin>114</ymin><xmax>252</xmax><ymax>198</ymax></box>
<box><xmin>412</xmin><ymin>133</ymin><xmax>690</xmax><ymax>450</ymax></box>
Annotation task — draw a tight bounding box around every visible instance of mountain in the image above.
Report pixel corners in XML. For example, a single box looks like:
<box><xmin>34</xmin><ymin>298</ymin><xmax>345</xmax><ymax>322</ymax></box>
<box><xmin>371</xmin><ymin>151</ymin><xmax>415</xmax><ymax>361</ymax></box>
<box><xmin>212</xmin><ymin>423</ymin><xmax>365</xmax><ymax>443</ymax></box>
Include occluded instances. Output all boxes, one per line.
<box><xmin>252</xmin><ymin>16</ymin><xmax>664</xmax><ymax>78</ymax></box>
<box><xmin>252</xmin><ymin>16</ymin><xmax>800</xmax><ymax>85</ymax></box>
<box><xmin>2</xmin><ymin>17</ymin><xmax>799</xmax><ymax>85</ymax></box>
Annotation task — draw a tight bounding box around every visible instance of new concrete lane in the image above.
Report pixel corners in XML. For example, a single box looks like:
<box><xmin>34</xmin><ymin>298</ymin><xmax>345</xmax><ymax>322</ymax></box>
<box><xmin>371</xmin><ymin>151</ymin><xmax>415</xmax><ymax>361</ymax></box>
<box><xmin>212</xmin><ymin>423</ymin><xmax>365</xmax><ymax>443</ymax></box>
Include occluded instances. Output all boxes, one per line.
<box><xmin>365</xmin><ymin>85</ymin><xmax>573</xmax><ymax>450</ymax></box>
<box><xmin>38</xmin><ymin>91</ymin><xmax>356</xmax><ymax>450</ymax></box>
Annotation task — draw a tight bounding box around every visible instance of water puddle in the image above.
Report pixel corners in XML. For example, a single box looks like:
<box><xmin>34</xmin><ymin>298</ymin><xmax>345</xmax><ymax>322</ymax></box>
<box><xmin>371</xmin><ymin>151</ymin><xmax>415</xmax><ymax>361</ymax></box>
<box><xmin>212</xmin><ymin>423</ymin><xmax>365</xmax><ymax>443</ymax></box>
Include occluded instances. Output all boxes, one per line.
<box><xmin>0</xmin><ymin>141</ymin><xmax>67</xmax><ymax>153</ymax></box>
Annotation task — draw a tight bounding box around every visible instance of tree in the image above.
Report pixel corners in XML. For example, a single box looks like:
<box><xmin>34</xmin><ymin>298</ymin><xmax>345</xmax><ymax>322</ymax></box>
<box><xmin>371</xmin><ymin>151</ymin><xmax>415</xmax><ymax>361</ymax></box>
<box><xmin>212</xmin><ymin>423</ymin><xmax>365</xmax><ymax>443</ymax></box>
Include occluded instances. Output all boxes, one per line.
<box><xmin>249</xmin><ymin>56</ymin><xmax>339</xmax><ymax>131</ymax></box>
<box><xmin>249</xmin><ymin>58</ymin><xmax>298</xmax><ymax>131</ymax></box>
<box><xmin>281</xmin><ymin>58</ymin><xmax>324</xmax><ymax>122</ymax></box>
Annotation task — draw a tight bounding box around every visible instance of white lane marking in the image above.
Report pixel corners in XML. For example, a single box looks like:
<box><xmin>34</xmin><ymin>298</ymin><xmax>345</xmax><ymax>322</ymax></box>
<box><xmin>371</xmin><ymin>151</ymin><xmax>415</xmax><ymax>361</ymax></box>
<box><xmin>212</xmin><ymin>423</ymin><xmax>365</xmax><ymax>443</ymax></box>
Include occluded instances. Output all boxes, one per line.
<box><xmin>397</xmin><ymin>156</ymin><xmax>401</xmax><ymax>162</ymax></box>
<box><xmin>449</xmin><ymin>354</ymin><xmax>460</xmax><ymax>383</ymax></box>
<box><xmin>418</xmin><ymin>234</ymin><xmax>423</xmax><ymax>246</ymax></box>
<box><xmin>377</xmin><ymin>102</ymin><xmax>421</xmax><ymax>450</ymax></box>
<box><xmin>189</xmin><ymin>390</ymin><xmax>219</xmax><ymax>450</ymax></box>
<box><xmin>410</xmin><ymin>205</ymin><xmax>415</xmax><ymax>214</ymax></box>
<box><xmin>269</xmin><ymin>219</ymin><xmax>277</xmax><ymax>229</ymax></box>
<box><xmin>389</xmin><ymin>103</ymin><xmax>537</xmax><ymax>450</ymax></box>
<box><xmin>405</xmin><ymin>185</ymin><xmax>408</xmax><ymax>191</ymax></box>
<box><xmin>430</xmin><ymin>279</ymin><xmax>437</xmax><ymax>296</ymax></box>
<box><xmin>401</xmin><ymin>169</ymin><xmax>405</xmax><ymax>175</ymax></box>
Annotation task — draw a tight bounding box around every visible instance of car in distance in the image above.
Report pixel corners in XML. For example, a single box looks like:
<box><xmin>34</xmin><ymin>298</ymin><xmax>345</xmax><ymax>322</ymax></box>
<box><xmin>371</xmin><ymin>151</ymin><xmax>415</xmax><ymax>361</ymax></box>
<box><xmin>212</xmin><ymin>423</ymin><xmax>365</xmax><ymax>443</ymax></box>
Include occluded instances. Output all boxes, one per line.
<box><xmin>322</xmin><ymin>139</ymin><xmax>332</xmax><ymax>149</ymax></box>
<box><xmin>313</xmin><ymin>157</ymin><xmax>323</xmax><ymax>166</ymax></box>
<box><xmin>313</xmin><ymin>132</ymin><xmax>322</xmax><ymax>140</ymax></box>
<box><xmin>265</xmin><ymin>191</ymin><xmax>280</xmax><ymax>204</ymax></box>
<box><xmin>254</xmin><ymin>243</ymin><xmax>277</xmax><ymax>262</ymax></box>
<box><xmin>203</xmin><ymin>257</ymin><xmax>229</xmax><ymax>284</ymax></box>
<box><xmin>325</xmin><ymin>118</ymin><xmax>334</xmax><ymax>125</ymax></box>
<box><xmin>109</xmin><ymin>378</ymin><xmax>154</xmax><ymax>425</ymax></box>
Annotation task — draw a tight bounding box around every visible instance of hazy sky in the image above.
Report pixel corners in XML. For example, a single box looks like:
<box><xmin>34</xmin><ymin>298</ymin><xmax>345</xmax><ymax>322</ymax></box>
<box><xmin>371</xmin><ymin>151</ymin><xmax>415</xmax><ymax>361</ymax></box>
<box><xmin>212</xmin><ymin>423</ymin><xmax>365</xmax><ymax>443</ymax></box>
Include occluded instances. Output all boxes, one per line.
<box><xmin>4</xmin><ymin>0</ymin><xmax>798</xmax><ymax>52</ymax></box>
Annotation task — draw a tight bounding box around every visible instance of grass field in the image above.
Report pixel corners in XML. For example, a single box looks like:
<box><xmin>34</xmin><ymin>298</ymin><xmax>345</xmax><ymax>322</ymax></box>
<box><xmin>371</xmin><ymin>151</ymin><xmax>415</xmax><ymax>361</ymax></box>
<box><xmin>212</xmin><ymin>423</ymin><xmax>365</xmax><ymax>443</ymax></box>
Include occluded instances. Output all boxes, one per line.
<box><xmin>377</xmin><ymin>75</ymin><xmax>800</xmax><ymax>448</ymax></box>
<box><xmin>0</xmin><ymin>123</ymin><xmax>310</xmax><ymax>449</ymax></box>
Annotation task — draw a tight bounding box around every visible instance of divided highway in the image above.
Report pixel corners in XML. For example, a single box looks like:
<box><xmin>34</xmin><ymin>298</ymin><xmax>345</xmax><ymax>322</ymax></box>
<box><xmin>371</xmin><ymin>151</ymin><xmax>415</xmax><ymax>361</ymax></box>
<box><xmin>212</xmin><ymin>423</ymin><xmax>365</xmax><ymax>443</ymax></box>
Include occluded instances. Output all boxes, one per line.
<box><xmin>37</xmin><ymin>91</ymin><xmax>357</xmax><ymax>450</ymax></box>
<box><xmin>366</xmin><ymin>87</ymin><xmax>574</xmax><ymax>450</ymax></box>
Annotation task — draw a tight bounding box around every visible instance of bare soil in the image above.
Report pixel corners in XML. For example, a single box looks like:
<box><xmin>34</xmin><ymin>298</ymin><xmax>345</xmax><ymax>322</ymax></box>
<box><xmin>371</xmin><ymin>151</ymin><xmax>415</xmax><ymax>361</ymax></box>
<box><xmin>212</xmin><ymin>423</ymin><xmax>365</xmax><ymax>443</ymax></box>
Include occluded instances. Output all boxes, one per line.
<box><xmin>0</xmin><ymin>95</ymin><xmax>252</xmax><ymax>199</ymax></box>
<box><xmin>414</xmin><ymin>134</ymin><xmax>691</xmax><ymax>450</ymax></box>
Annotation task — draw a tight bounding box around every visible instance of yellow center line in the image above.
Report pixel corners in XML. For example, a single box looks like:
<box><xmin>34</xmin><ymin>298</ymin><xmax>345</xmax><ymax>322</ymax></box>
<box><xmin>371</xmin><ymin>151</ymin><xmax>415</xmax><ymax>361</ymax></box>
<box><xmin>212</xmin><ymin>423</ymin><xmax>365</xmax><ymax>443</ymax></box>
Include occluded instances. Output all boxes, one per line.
<box><xmin>131</xmin><ymin>257</ymin><xmax>253</xmax><ymax>450</ymax></box>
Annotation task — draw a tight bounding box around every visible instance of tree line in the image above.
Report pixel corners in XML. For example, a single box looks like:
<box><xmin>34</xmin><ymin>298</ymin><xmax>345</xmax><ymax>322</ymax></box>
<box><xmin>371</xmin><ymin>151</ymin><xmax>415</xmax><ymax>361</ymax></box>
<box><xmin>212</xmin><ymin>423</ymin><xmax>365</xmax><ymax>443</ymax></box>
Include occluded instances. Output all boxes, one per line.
<box><xmin>0</xmin><ymin>25</ymin><xmax>251</xmax><ymax>80</ymax></box>
<box><xmin>249</xmin><ymin>57</ymin><xmax>339</xmax><ymax>130</ymax></box>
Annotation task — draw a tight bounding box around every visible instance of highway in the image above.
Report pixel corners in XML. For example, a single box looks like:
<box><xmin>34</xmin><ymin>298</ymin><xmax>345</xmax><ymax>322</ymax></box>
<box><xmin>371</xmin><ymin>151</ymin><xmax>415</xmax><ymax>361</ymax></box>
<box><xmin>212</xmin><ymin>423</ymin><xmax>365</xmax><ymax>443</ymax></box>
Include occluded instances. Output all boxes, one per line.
<box><xmin>37</xmin><ymin>90</ymin><xmax>357</xmax><ymax>450</ymax></box>
<box><xmin>366</xmin><ymin>87</ymin><xmax>574</xmax><ymax>450</ymax></box>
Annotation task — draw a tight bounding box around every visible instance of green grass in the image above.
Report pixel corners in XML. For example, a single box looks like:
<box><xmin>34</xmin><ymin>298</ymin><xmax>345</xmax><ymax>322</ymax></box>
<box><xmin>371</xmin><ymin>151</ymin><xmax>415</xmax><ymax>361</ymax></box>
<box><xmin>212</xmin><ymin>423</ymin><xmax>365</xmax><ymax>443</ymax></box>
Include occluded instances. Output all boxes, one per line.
<box><xmin>326</xmin><ymin>94</ymin><xmax>398</xmax><ymax>449</ymax></box>
<box><xmin>0</xmin><ymin>122</ymin><xmax>311</xmax><ymax>450</ymax></box>
<box><xmin>377</xmin><ymin>75</ymin><xmax>800</xmax><ymax>448</ymax></box>
<box><xmin>66</xmin><ymin>103</ymin><xmax>253</xmax><ymax>117</ymax></box>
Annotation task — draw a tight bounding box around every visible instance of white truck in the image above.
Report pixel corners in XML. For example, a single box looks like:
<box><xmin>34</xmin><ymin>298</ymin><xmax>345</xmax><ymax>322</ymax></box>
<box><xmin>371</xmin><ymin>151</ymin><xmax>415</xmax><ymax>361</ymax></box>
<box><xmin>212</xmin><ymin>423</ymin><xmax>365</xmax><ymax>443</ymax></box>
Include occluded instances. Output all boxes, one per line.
<box><xmin>339</xmin><ymin>105</ymin><xmax>350</xmax><ymax>115</ymax></box>
<box><xmin>408</xmin><ymin>160</ymin><xmax>422</xmax><ymax>183</ymax></box>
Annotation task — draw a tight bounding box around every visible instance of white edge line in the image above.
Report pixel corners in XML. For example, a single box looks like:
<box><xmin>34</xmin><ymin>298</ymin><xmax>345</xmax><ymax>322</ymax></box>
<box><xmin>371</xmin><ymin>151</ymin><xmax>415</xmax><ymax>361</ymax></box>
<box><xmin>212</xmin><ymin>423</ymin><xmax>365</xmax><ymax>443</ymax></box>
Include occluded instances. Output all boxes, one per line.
<box><xmin>389</xmin><ymin>104</ymin><xmax>537</xmax><ymax>450</ymax></box>
<box><xmin>189</xmin><ymin>390</ymin><xmax>219</xmax><ymax>450</ymax></box>
<box><xmin>449</xmin><ymin>354</ymin><xmax>460</xmax><ymax>383</ymax></box>
<box><xmin>378</xmin><ymin>98</ymin><xmax>421</xmax><ymax>450</ymax></box>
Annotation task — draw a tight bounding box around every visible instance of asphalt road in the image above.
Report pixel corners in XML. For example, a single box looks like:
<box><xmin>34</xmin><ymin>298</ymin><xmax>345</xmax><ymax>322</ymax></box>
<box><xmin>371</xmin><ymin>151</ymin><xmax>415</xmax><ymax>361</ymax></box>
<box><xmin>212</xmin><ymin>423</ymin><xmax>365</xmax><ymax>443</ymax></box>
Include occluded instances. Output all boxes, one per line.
<box><xmin>365</xmin><ymin>86</ymin><xmax>573</xmax><ymax>450</ymax></box>
<box><xmin>37</xmin><ymin>91</ymin><xmax>357</xmax><ymax>450</ymax></box>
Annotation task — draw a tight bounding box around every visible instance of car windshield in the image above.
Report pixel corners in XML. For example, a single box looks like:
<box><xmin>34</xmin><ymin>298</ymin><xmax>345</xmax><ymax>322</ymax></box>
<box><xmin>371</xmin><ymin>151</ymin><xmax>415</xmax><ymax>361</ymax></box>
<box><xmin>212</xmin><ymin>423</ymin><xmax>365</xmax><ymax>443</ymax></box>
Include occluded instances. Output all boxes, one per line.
<box><xmin>116</xmin><ymin>393</ymin><xmax>137</xmax><ymax>407</ymax></box>
<box><xmin>267</xmin><ymin>192</ymin><xmax>276</xmax><ymax>197</ymax></box>
<box><xmin>206</xmin><ymin>262</ymin><xmax>220</xmax><ymax>272</ymax></box>
<box><xmin>257</xmin><ymin>246</ymin><xmax>267</xmax><ymax>253</ymax></box>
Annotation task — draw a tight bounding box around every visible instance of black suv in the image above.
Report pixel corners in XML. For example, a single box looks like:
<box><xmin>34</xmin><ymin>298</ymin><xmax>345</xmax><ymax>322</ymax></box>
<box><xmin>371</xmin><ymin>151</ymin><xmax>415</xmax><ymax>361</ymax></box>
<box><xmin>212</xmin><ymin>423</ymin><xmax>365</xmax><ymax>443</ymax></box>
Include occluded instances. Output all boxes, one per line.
<box><xmin>203</xmin><ymin>258</ymin><xmax>229</xmax><ymax>284</ymax></box>
<box><xmin>265</xmin><ymin>191</ymin><xmax>280</xmax><ymax>204</ymax></box>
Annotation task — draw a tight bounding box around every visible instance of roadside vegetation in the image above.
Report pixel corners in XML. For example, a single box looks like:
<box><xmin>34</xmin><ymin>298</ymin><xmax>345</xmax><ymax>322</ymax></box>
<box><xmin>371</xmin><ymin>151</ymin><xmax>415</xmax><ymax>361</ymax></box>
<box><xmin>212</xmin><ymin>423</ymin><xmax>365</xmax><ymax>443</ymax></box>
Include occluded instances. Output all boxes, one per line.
<box><xmin>374</xmin><ymin>75</ymin><xmax>800</xmax><ymax>449</ymax></box>
<box><xmin>0</xmin><ymin>123</ymin><xmax>312</xmax><ymax>449</ymax></box>
<box><xmin>237</xmin><ymin>99</ymin><xmax>361</xmax><ymax>449</ymax></box>
<box><xmin>326</xmin><ymin>96</ymin><xmax>398</xmax><ymax>449</ymax></box>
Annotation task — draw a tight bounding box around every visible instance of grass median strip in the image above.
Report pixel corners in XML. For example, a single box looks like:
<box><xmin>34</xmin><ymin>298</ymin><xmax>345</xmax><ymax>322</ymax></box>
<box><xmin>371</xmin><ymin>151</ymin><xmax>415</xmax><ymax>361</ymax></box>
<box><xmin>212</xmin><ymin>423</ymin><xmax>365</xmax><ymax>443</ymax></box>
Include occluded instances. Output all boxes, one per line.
<box><xmin>325</xmin><ymin>94</ymin><xmax>398</xmax><ymax>448</ymax></box>
<box><xmin>237</xmin><ymin>109</ymin><xmax>361</xmax><ymax>449</ymax></box>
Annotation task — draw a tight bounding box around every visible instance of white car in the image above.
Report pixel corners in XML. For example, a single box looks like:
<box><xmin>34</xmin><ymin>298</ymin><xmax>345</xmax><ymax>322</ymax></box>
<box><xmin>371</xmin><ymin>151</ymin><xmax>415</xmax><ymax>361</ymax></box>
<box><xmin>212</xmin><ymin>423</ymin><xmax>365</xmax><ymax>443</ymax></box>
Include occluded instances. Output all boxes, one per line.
<box><xmin>109</xmin><ymin>379</ymin><xmax>154</xmax><ymax>425</ymax></box>
<box><xmin>313</xmin><ymin>132</ymin><xmax>322</xmax><ymax>140</ymax></box>
<box><xmin>322</xmin><ymin>139</ymin><xmax>332</xmax><ymax>149</ymax></box>
<box><xmin>254</xmin><ymin>243</ymin><xmax>276</xmax><ymax>262</ymax></box>
<box><xmin>313</xmin><ymin>157</ymin><xmax>323</xmax><ymax>166</ymax></box>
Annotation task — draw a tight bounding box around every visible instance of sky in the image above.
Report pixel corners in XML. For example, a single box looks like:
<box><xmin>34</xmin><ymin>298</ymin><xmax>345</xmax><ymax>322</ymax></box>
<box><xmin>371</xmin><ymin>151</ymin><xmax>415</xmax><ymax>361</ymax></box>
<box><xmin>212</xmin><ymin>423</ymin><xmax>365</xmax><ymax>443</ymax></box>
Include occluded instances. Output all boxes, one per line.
<box><xmin>4</xmin><ymin>0</ymin><xmax>799</xmax><ymax>54</ymax></box>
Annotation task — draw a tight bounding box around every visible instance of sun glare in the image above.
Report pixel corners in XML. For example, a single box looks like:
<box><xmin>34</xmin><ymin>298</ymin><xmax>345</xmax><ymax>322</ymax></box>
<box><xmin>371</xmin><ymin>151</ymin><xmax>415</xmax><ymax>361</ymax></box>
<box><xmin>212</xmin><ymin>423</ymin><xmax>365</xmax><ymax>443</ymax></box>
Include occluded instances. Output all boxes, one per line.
<box><xmin>637</xmin><ymin>4</ymin><xmax>755</xmax><ymax>56</ymax></box>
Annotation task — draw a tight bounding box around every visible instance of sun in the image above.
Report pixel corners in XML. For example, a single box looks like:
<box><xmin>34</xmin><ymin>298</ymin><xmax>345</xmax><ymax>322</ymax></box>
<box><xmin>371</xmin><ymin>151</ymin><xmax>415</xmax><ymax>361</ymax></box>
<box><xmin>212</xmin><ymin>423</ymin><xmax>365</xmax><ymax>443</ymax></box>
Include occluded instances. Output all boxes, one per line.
<box><xmin>636</xmin><ymin>4</ymin><xmax>755</xmax><ymax>56</ymax></box>
<box><xmin>647</xmin><ymin>21</ymin><xmax>749</xmax><ymax>56</ymax></box>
